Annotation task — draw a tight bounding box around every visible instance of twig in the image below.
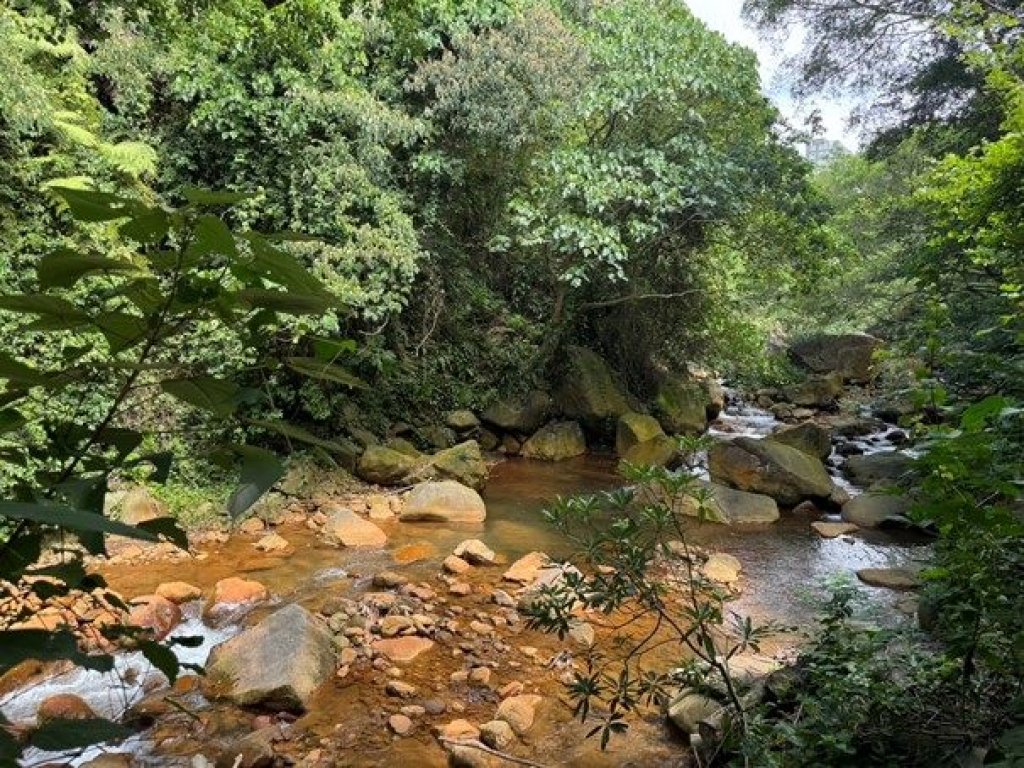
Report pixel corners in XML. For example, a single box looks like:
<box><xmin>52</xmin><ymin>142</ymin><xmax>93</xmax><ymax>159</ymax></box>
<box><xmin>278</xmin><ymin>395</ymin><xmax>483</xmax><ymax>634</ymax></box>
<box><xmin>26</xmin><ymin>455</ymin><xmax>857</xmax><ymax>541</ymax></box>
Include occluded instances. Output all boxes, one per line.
<box><xmin>439</xmin><ymin>738</ymin><xmax>550</xmax><ymax>768</ymax></box>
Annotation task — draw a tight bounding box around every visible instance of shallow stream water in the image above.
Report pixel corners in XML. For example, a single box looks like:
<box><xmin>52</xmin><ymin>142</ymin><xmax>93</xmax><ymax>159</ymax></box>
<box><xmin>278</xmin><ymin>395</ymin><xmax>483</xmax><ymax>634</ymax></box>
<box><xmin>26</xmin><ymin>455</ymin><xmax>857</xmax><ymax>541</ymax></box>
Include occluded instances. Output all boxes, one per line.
<box><xmin>3</xmin><ymin>398</ymin><xmax>932</xmax><ymax>766</ymax></box>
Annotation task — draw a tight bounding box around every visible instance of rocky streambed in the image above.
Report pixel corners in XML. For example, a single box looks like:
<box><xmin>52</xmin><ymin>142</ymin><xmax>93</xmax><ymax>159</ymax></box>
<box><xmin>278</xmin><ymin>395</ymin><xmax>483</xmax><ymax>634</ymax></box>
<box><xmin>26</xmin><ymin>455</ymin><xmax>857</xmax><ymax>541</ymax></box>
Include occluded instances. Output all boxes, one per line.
<box><xmin>0</xmin><ymin>393</ymin><xmax>933</xmax><ymax>768</ymax></box>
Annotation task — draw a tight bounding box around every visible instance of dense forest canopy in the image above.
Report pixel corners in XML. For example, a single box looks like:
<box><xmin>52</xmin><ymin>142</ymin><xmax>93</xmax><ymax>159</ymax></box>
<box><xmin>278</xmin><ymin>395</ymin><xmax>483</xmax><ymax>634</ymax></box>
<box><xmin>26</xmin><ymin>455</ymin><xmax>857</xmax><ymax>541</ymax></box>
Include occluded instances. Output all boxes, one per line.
<box><xmin>0</xmin><ymin>0</ymin><xmax>1021</xmax><ymax>765</ymax></box>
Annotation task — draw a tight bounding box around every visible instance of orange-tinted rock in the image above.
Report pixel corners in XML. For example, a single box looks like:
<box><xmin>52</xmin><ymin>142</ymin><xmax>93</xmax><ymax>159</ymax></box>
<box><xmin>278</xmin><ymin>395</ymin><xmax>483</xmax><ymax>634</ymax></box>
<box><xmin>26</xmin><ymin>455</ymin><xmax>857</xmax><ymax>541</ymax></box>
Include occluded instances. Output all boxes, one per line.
<box><xmin>371</xmin><ymin>637</ymin><xmax>435</xmax><ymax>664</ymax></box>
<box><xmin>155</xmin><ymin>581</ymin><xmax>202</xmax><ymax>604</ymax></box>
<box><xmin>210</xmin><ymin>577</ymin><xmax>269</xmax><ymax>607</ymax></box>
<box><xmin>36</xmin><ymin>693</ymin><xmax>96</xmax><ymax>725</ymax></box>
<box><xmin>128</xmin><ymin>595</ymin><xmax>182</xmax><ymax>640</ymax></box>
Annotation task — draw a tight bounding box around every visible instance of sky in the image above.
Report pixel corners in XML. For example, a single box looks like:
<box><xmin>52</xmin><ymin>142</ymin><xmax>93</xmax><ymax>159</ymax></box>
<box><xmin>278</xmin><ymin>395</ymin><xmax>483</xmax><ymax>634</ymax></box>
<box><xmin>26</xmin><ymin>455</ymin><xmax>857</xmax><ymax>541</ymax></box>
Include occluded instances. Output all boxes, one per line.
<box><xmin>685</xmin><ymin>0</ymin><xmax>859</xmax><ymax>149</ymax></box>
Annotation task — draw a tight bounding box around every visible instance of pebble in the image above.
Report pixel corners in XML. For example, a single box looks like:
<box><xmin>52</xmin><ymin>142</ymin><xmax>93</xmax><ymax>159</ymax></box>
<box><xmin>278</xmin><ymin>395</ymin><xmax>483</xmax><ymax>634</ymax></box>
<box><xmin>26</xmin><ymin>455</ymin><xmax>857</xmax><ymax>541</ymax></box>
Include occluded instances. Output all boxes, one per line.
<box><xmin>388</xmin><ymin>714</ymin><xmax>412</xmax><ymax>736</ymax></box>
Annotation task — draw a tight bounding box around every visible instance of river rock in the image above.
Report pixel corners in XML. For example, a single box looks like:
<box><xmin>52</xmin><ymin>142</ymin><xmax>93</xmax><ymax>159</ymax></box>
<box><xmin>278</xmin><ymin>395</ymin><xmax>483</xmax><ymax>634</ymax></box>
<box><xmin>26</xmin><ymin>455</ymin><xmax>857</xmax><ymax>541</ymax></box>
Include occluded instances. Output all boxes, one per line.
<box><xmin>323</xmin><ymin>506</ymin><xmax>388</xmax><ymax>547</ymax></box>
<box><xmin>481</xmin><ymin>391</ymin><xmax>552</xmax><ymax>434</ymax></box>
<box><xmin>616</xmin><ymin>412</ymin><xmax>665</xmax><ymax>455</ymax></box>
<box><xmin>207</xmin><ymin>577</ymin><xmax>269</xmax><ymax>620</ymax></box>
<box><xmin>419</xmin><ymin>440</ymin><xmax>489</xmax><ymax>490</ymax></box>
<box><xmin>810</xmin><ymin>521</ymin><xmax>859</xmax><ymax>538</ymax></box>
<box><xmin>436</xmin><ymin>719</ymin><xmax>480</xmax><ymax>742</ymax></box>
<box><xmin>856</xmin><ymin>567</ymin><xmax>920</xmax><ymax>590</ymax></box>
<box><xmin>128</xmin><ymin>594</ymin><xmax>182</xmax><ymax>640</ymax></box>
<box><xmin>118</xmin><ymin>487</ymin><xmax>166</xmax><ymax>525</ymax></box>
<box><xmin>387</xmin><ymin>437</ymin><xmax>422</xmax><ymax>457</ymax></box>
<box><xmin>446</xmin><ymin>410</ymin><xmax>480</xmax><ymax>433</ymax></box>
<box><xmin>155</xmin><ymin>581</ymin><xmax>202</xmax><ymax>604</ymax></box>
<box><xmin>36</xmin><ymin>693</ymin><xmax>96</xmax><ymax>725</ymax></box>
<box><xmin>502</xmin><ymin>551</ymin><xmax>550</xmax><ymax>584</ymax></box>
<box><xmin>389</xmin><ymin>713</ymin><xmax>413</xmax><ymax>736</ymax></box>
<box><xmin>521</xmin><ymin>421</ymin><xmax>587</xmax><ymax>461</ymax></box>
<box><xmin>453</xmin><ymin>539</ymin><xmax>495</xmax><ymax>565</ymax></box>
<box><xmin>770</xmin><ymin>422</ymin><xmax>832</xmax><ymax>461</ymax></box>
<box><xmin>372</xmin><ymin>637</ymin><xmax>435</xmax><ymax>663</ymax></box>
<box><xmin>620</xmin><ymin>434</ymin><xmax>679</xmax><ymax>468</ymax></box>
<box><xmin>556</xmin><ymin>346</ymin><xmax>630</xmax><ymax>438</ymax></box>
<box><xmin>843</xmin><ymin>452</ymin><xmax>916</xmax><ymax>486</ymax></box>
<box><xmin>357</xmin><ymin>445</ymin><xmax>417</xmax><ymax>486</ymax></box>
<box><xmin>790</xmin><ymin>333</ymin><xmax>882</xmax><ymax>382</ymax></box>
<box><xmin>479</xmin><ymin>719</ymin><xmax>516</xmax><ymax>750</ymax></box>
<box><xmin>784</xmin><ymin>373</ymin><xmax>844</xmax><ymax>408</ymax></box>
<box><xmin>671</xmin><ymin>481</ymin><xmax>780</xmax><ymax>524</ymax></box>
<box><xmin>495</xmin><ymin>694</ymin><xmax>543</xmax><ymax>736</ymax></box>
<box><xmin>841</xmin><ymin>493</ymin><xmax>912</xmax><ymax>528</ymax></box>
<box><xmin>443</xmin><ymin>555</ymin><xmax>472</xmax><ymax>575</ymax></box>
<box><xmin>254</xmin><ymin>532</ymin><xmax>290</xmax><ymax>552</ymax></box>
<box><xmin>702</xmin><ymin>553</ymin><xmax>742</xmax><ymax>584</ymax></box>
<box><xmin>401</xmin><ymin>481</ymin><xmax>486</xmax><ymax>523</ymax></box>
<box><xmin>708</xmin><ymin>437</ymin><xmax>833</xmax><ymax>505</ymax></box>
<box><xmin>654</xmin><ymin>374</ymin><xmax>711</xmax><ymax>435</ymax></box>
<box><xmin>667</xmin><ymin>690</ymin><xmax>727</xmax><ymax>734</ymax></box>
<box><xmin>205</xmin><ymin>604</ymin><xmax>336</xmax><ymax>712</ymax></box>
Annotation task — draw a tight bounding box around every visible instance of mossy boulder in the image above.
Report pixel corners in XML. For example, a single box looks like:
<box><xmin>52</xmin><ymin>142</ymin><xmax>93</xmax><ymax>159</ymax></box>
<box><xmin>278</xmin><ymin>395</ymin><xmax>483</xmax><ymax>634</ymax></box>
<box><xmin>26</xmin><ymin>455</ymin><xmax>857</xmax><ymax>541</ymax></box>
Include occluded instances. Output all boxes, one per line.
<box><xmin>425</xmin><ymin>440</ymin><xmax>489</xmax><ymax>490</ymax></box>
<box><xmin>481</xmin><ymin>391</ymin><xmax>552</xmax><ymax>434</ymax></box>
<box><xmin>783</xmin><ymin>373</ymin><xmax>844</xmax><ymax>408</ymax></box>
<box><xmin>670</xmin><ymin>481</ymin><xmax>780</xmax><ymax>524</ymax></box>
<box><xmin>615</xmin><ymin>412</ymin><xmax>665</xmax><ymax>456</ymax></box>
<box><xmin>654</xmin><ymin>375</ymin><xmax>709</xmax><ymax>435</ymax></box>
<box><xmin>356</xmin><ymin>446</ymin><xmax>417</xmax><ymax>486</ymax></box>
<box><xmin>445</xmin><ymin>409</ymin><xmax>480</xmax><ymax>433</ymax></box>
<box><xmin>556</xmin><ymin>347</ymin><xmax>630</xmax><ymax>438</ymax></box>
<box><xmin>620</xmin><ymin>434</ymin><xmax>679</xmax><ymax>468</ymax></box>
<box><xmin>708</xmin><ymin>437</ymin><xmax>834</xmax><ymax>505</ymax></box>
<box><xmin>400</xmin><ymin>481</ymin><xmax>486</xmax><ymax>523</ymax></box>
<box><xmin>769</xmin><ymin>422</ymin><xmax>832</xmax><ymax>461</ymax></box>
<box><xmin>521</xmin><ymin>421</ymin><xmax>587</xmax><ymax>461</ymax></box>
<box><xmin>843</xmin><ymin>451</ymin><xmax>916</xmax><ymax>486</ymax></box>
<box><xmin>841</xmin><ymin>492</ymin><xmax>912</xmax><ymax>527</ymax></box>
<box><xmin>789</xmin><ymin>333</ymin><xmax>882</xmax><ymax>382</ymax></box>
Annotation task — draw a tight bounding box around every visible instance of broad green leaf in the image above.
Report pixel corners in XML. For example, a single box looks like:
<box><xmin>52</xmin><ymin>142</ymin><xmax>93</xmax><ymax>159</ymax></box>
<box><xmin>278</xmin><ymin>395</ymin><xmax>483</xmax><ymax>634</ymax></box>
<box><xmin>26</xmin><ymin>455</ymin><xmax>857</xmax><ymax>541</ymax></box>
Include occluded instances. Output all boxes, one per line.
<box><xmin>960</xmin><ymin>395</ymin><xmax>1009</xmax><ymax>431</ymax></box>
<box><xmin>48</xmin><ymin>186</ymin><xmax>137</xmax><ymax>222</ymax></box>
<box><xmin>93</xmin><ymin>311</ymin><xmax>149</xmax><ymax>353</ymax></box>
<box><xmin>0</xmin><ymin>295</ymin><xmax>90</xmax><ymax>327</ymax></box>
<box><xmin>237</xmin><ymin>288</ymin><xmax>335</xmax><ymax>316</ymax></box>
<box><xmin>250</xmin><ymin>419</ymin><xmax>353</xmax><ymax>452</ymax></box>
<box><xmin>138</xmin><ymin>639</ymin><xmax>181</xmax><ymax>683</ymax></box>
<box><xmin>212</xmin><ymin>445</ymin><xmax>284</xmax><ymax>518</ymax></box>
<box><xmin>137</xmin><ymin>517</ymin><xmax>189</xmax><ymax>550</ymax></box>
<box><xmin>286</xmin><ymin>357</ymin><xmax>367</xmax><ymax>389</ymax></box>
<box><xmin>0</xmin><ymin>409</ymin><xmax>25</xmax><ymax>434</ymax></box>
<box><xmin>0</xmin><ymin>354</ymin><xmax>44</xmax><ymax>385</ymax></box>
<box><xmin>160</xmin><ymin>376</ymin><xmax>242</xmax><ymax>418</ymax></box>
<box><xmin>95</xmin><ymin>427</ymin><xmax>144</xmax><ymax>459</ymax></box>
<box><xmin>120</xmin><ymin>208</ymin><xmax>169</xmax><ymax>244</ymax></box>
<box><xmin>37</xmin><ymin>249</ymin><xmax>137</xmax><ymax>289</ymax></box>
<box><xmin>188</xmin><ymin>214</ymin><xmax>238</xmax><ymax>260</ymax></box>
<box><xmin>182</xmin><ymin>188</ymin><xmax>252</xmax><ymax>206</ymax></box>
<box><xmin>245</xmin><ymin>235</ymin><xmax>326</xmax><ymax>294</ymax></box>
<box><xmin>29</xmin><ymin>717</ymin><xmax>131</xmax><ymax>751</ymax></box>
<box><xmin>311</xmin><ymin>336</ymin><xmax>358</xmax><ymax>361</ymax></box>
<box><xmin>127</xmin><ymin>452</ymin><xmax>173</xmax><ymax>483</ymax></box>
<box><xmin>0</xmin><ymin>501</ymin><xmax>159</xmax><ymax>541</ymax></box>
<box><xmin>115</xmin><ymin>277</ymin><xmax>164</xmax><ymax>314</ymax></box>
<box><xmin>0</xmin><ymin>629</ymin><xmax>113</xmax><ymax>675</ymax></box>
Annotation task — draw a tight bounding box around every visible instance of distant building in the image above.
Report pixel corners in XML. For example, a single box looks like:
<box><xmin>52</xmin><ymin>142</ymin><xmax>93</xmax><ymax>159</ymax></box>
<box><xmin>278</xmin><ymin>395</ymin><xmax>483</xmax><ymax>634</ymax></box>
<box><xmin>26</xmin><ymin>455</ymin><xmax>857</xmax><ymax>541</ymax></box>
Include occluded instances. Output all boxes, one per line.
<box><xmin>804</xmin><ymin>139</ymin><xmax>848</xmax><ymax>165</ymax></box>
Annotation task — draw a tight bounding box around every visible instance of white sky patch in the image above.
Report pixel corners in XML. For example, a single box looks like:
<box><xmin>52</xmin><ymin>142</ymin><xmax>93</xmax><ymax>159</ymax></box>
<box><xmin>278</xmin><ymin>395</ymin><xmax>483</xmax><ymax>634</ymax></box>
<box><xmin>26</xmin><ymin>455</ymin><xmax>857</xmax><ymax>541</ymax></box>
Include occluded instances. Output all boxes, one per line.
<box><xmin>685</xmin><ymin>0</ymin><xmax>860</xmax><ymax>149</ymax></box>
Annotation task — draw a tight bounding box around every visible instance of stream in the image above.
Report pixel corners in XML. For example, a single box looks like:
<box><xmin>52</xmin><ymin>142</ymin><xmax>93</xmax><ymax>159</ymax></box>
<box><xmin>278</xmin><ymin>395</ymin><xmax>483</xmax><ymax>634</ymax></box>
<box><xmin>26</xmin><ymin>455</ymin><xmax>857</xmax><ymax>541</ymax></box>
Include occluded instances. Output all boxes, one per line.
<box><xmin>2</xmin><ymin>397</ymin><xmax>933</xmax><ymax>767</ymax></box>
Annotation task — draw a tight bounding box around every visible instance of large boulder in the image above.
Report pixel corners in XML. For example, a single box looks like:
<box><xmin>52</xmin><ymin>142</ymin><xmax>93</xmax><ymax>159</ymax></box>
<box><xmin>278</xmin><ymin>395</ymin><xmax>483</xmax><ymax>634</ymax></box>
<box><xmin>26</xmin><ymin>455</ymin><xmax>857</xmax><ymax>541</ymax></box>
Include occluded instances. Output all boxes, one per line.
<box><xmin>445</xmin><ymin>409</ymin><xmax>480</xmax><ymax>433</ymax></box>
<box><xmin>769</xmin><ymin>422</ymin><xmax>832</xmax><ymax>461</ymax></box>
<box><xmin>620</xmin><ymin>434</ymin><xmax>679</xmax><ymax>468</ymax></box>
<box><xmin>789</xmin><ymin>333</ymin><xmax>882</xmax><ymax>382</ymax></box>
<box><xmin>783</xmin><ymin>374</ymin><xmax>844</xmax><ymax>408</ymax></box>
<box><xmin>841</xmin><ymin>492</ymin><xmax>912</xmax><ymax>528</ymax></box>
<box><xmin>843</xmin><ymin>451</ymin><xmax>915</xmax><ymax>486</ymax></box>
<box><xmin>416</xmin><ymin>440</ymin><xmax>489</xmax><ymax>490</ymax></box>
<box><xmin>356</xmin><ymin>445</ymin><xmax>417</xmax><ymax>486</ymax></box>
<box><xmin>481</xmin><ymin>391</ymin><xmax>552</xmax><ymax>434</ymax></box>
<box><xmin>709</xmin><ymin>437</ymin><xmax>833</xmax><ymax>505</ymax></box>
<box><xmin>616</xmin><ymin>412</ymin><xmax>665</xmax><ymax>456</ymax></box>
<box><xmin>205</xmin><ymin>604</ymin><xmax>336</xmax><ymax>712</ymax></box>
<box><xmin>118</xmin><ymin>487</ymin><xmax>166</xmax><ymax>525</ymax></box>
<box><xmin>521</xmin><ymin>421</ymin><xmax>587</xmax><ymax>461</ymax></box>
<box><xmin>555</xmin><ymin>347</ymin><xmax>630</xmax><ymax>438</ymax></box>
<box><xmin>323</xmin><ymin>506</ymin><xmax>388</xmax><ymax>547</ymax></box>
<box><xmin>670</xmin><ymin>481</ymin><xmax>780</xmax><ymax>524</ymax></box>
<box><xmin>654</xmin><ymin>375</ymin><xmax>710</xmax><ymax>435</ymax></box>
<box><xmin>400</xmin><ymin>481</ymin><xmax>486</xmax><ymax>523</ymax></box>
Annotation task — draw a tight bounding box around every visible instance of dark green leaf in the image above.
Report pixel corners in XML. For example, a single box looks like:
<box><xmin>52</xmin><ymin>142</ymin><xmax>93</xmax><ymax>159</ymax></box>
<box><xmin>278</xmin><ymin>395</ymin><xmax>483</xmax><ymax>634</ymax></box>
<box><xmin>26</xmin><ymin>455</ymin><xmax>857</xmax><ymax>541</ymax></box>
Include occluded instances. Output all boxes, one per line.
<box><xmin>49</xmin><ymin>186</ymin><xmax>136</xmax><ymax>222</ymax></box>
<box><xmin>311</xmin><ymin>336</ymin><xmax>358</xmax><ymax>361</ymax></box>
<box><xmin>188</xmin><ymin>215</ymin><xmax>238</xmax><ymax>260</ymax></box>
<box><xmin>286</xmin><ymin>357</ymin><xmax>367</xmax><ymax>389</ymax></box>
<box><xmin>138</xmin><ymin>639</ymin><xmax>180</xmax><ymax>683</ymax></box>
<box><xmin>160</xmin><ymin>376</ymin><xmax>241</xmax><ymax>418</ymax></box>
<box><xmin>93</xmin><ymin>311</ymin><xmax>149</xmax><ymax>353</ymax></box>
<box><xmin>250</xmin><ymin>419</ymin><xmax>353</xmax><ymax>452</ymax></box>
<box><xmin>237</xmin><ymin>288</ymin><xmax>335</xmax><ymax>316</ymax></box>
<box><xmin>0</xmin><ymin>629</ymin><xmax>113</xmax><ymax>675</ymax></box>
<box><xmin>37</xmin><ymin>249</ymin><xmax>137</xmax><ymax>290</ymax></box>
<box><xmin>0</xmin><ymin>501</ymin><xmax>159</xmax><ymax>541</ymax></box>
<box><xmin>182</xmin><ymin>188</ymin><xmax>252</xmax><ymax>206</ymax></box>
<box><xmin>212</xmin><ymin>445</ymin><xmax>284</xmax><ymax>518</ymax></box>
<box><xmin>245</xmin><ymin>236</ymin><xmax>326</xmax><ymax>294</ymax></box>
<box><xmin>127</xmin><ymin>452</ymin><xmax>173</xmax><ymax>483</ymax></box>
<box><xmin>0</xmin><ymin>409</ymin><xmax>26</xmax><ymax>435</ymax></box>
<box><xmin>0</xmin><ymin>354</ymin><xmax>44</xmax><ymax>385</ymax></box>
<box><xmin>136</xmin><ymin>517</ymin><xmax>189</xmax><ymax>550</ymax></box>
<box><xmin>0</xmin><ymin>295</ymin><xmax>90</xmax><ymax>327</ymax></box>
<box><xmin>29</xmin><ymin>717</ymin><xmax>132</xmax><ymax>751</ymax></box>
<box><xmin>119</xmin><ymin>207</ymin><xmax>169</xmax><ymax>244</ymax></box>
<box><xmin>115</xmin><ymin>277</ymin><xmax>164</xmax><ymax>314</ymax></box>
